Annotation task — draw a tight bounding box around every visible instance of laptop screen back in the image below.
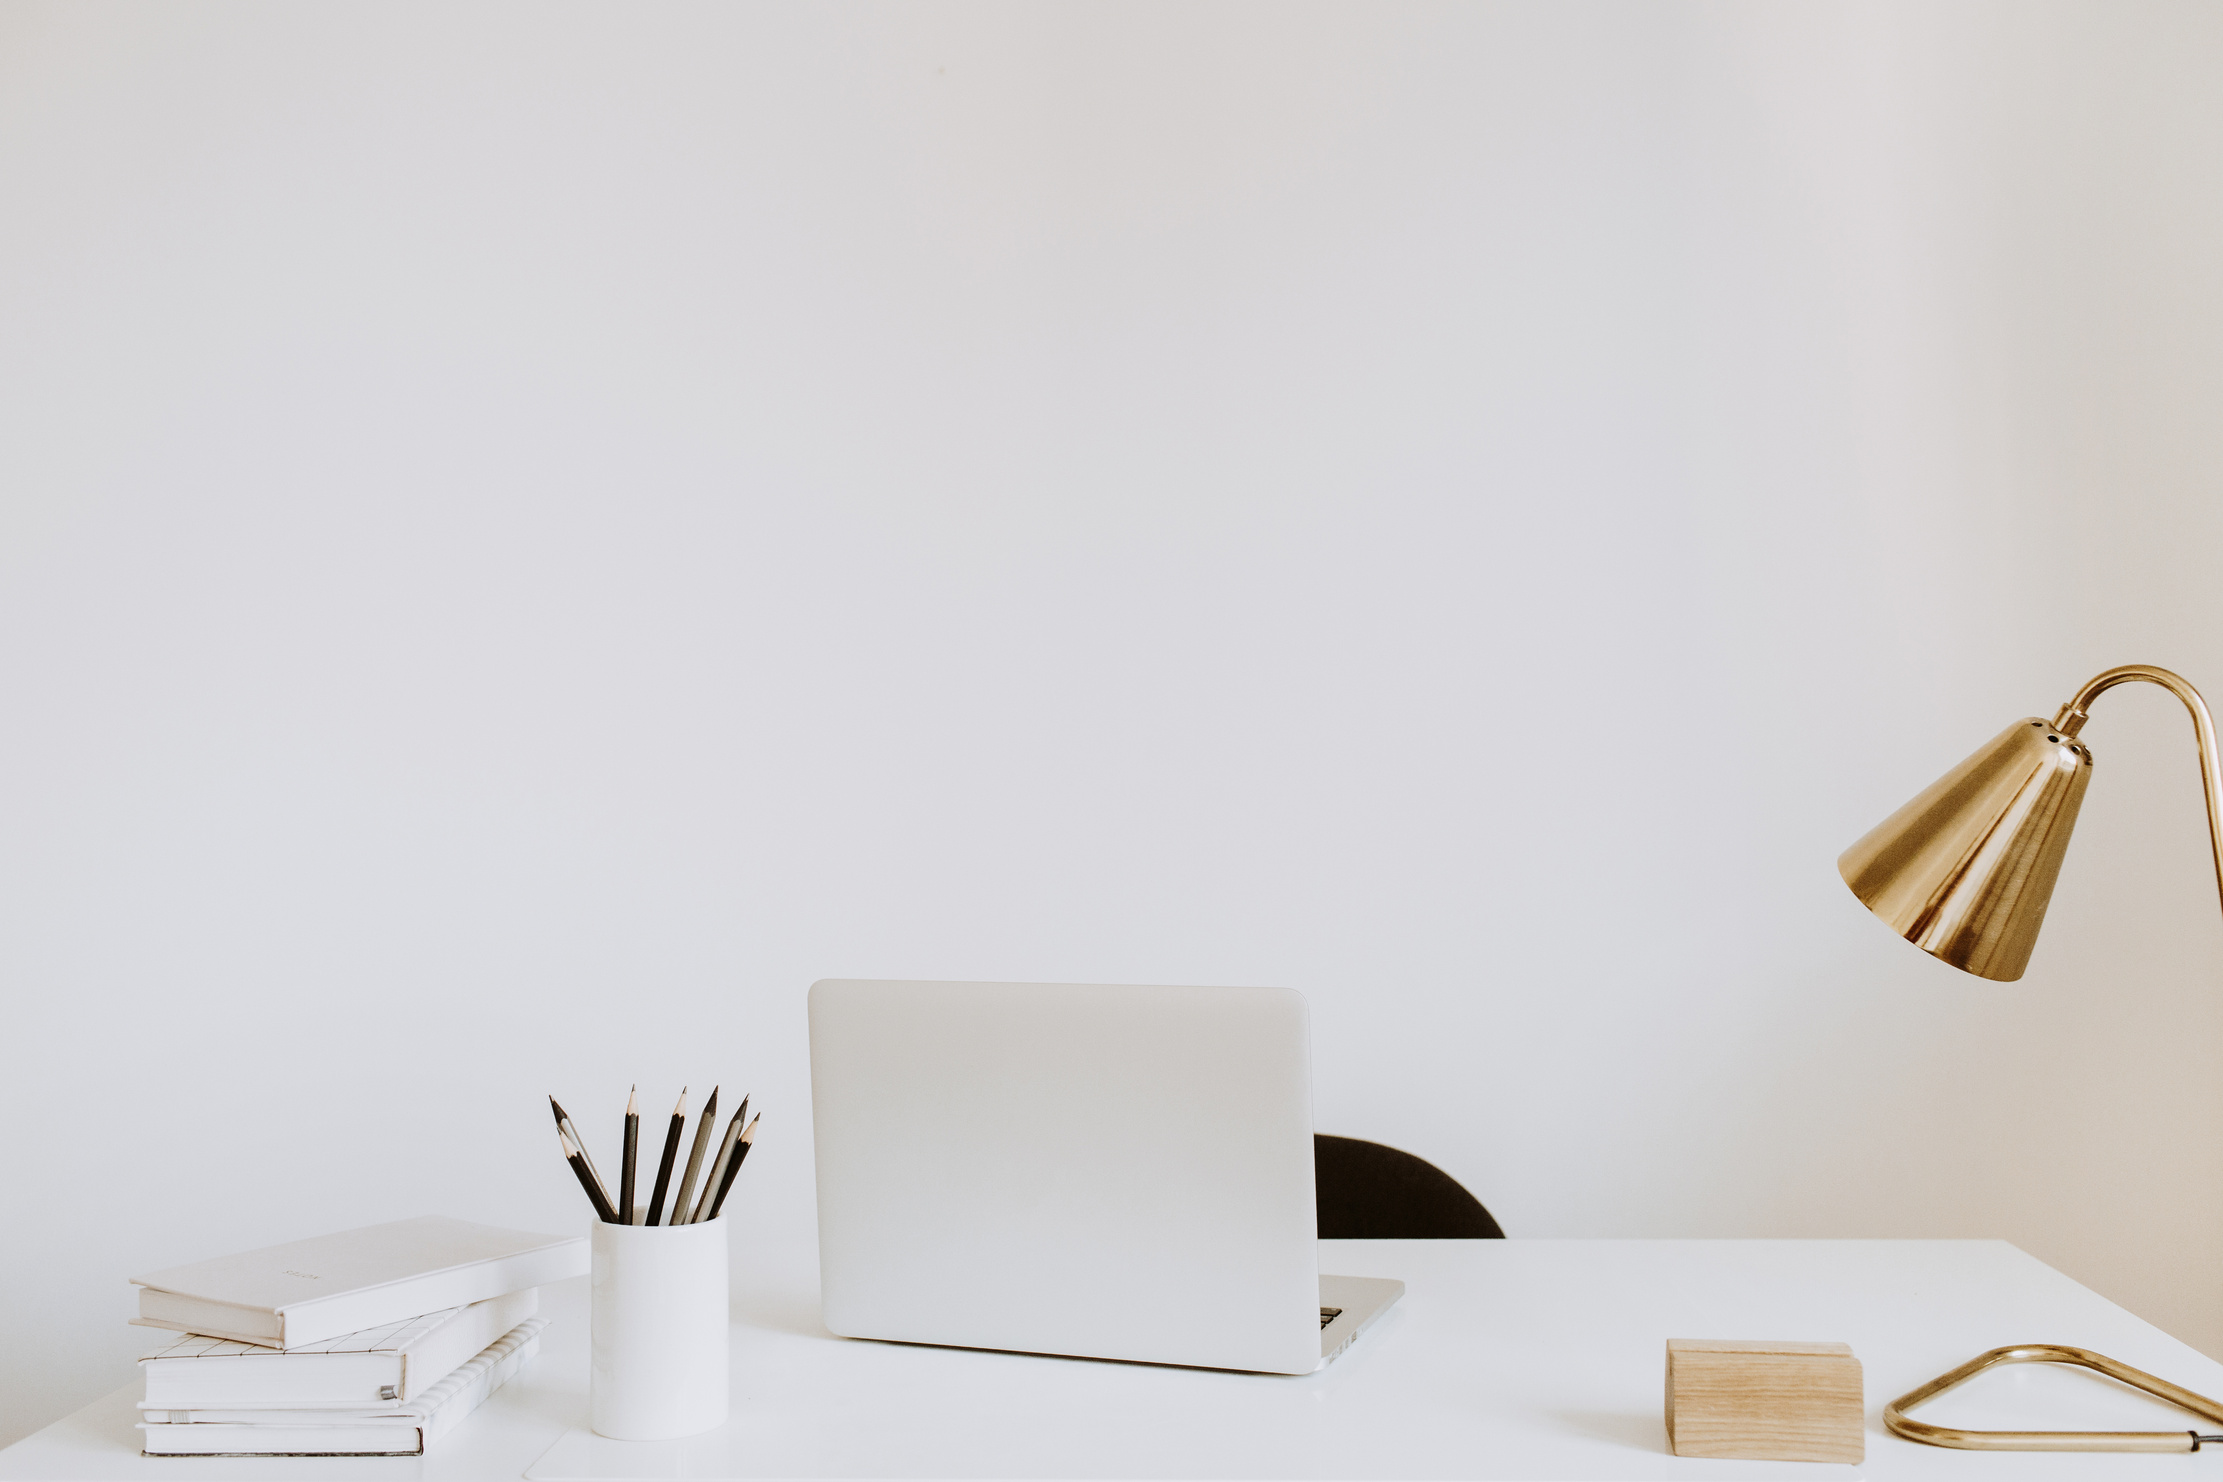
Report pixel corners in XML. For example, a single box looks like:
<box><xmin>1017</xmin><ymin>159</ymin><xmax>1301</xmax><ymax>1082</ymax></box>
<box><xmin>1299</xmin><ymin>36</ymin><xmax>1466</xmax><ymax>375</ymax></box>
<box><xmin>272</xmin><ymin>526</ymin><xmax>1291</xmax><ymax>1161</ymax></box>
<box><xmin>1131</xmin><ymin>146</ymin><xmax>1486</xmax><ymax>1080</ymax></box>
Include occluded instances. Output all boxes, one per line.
<box><xmin>809</xmin><ymin>979</ymin><xmax>1322</xmax><ymax>1374</ymax></box>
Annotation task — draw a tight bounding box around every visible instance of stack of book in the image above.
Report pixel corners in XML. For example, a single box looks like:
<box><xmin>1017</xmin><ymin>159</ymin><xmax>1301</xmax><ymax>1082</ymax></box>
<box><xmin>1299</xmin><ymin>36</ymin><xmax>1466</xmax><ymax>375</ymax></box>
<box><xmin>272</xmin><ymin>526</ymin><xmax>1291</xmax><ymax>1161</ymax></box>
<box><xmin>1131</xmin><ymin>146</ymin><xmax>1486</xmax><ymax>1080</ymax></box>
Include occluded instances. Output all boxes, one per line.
<box><xmin>128</xmin><ymin>1216</ymin><xmax>588</xmax><ymax>1457</ymax></box>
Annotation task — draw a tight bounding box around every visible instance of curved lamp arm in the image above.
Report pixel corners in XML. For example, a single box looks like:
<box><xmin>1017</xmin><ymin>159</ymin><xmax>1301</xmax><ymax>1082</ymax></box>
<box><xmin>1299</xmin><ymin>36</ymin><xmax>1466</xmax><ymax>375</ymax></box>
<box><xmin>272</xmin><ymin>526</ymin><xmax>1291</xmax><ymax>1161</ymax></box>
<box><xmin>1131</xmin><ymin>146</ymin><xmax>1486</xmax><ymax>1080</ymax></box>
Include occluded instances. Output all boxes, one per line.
<box><xmin>2050</xmin><ymin>665</ymin><xmax>2223</xmax><ymax>917</ymax></box>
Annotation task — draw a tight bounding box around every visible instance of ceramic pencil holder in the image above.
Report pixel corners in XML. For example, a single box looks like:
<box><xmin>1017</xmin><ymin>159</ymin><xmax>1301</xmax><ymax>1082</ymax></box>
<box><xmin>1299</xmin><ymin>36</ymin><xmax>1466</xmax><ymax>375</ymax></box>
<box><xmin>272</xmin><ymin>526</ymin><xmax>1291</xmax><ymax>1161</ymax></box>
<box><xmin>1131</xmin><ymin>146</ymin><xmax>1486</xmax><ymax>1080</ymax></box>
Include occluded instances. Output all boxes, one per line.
<box><xmin>590</xmin><ymin>1217</ymin><xmax>729</xmax><ymax>1440</ymax></box>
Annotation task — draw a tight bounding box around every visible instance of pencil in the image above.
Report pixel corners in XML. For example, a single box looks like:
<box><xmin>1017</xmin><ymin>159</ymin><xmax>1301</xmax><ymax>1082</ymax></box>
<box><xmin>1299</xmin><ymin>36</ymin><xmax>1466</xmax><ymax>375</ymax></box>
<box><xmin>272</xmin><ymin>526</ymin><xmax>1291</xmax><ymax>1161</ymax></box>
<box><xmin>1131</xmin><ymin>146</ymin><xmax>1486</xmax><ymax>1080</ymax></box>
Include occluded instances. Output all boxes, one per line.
<box><xmin>559</xmin><ymin>1126</ymin><xmax>620</xmax><ymax>1223</ymax></box>
<box><xmin>645</xmin><ymin>1087</ymin><xmax>687</xmax><ymax>1225</ymax></box>
<box><xmin>687</xmin><ymin>1098</ymin><xmax>748</xmax><ymax>1224</ymax></box>
<box><xmin>619</xmin><ymin>1085</ymin><xmax>640</xmax><ymax>1225</ymax></box>
<box><xmin>550</xmin><ymin>1097</ymin><xmax>615</xmax><ymax>1216</ymax></box>
<box><xmin>667</xmin><ymin>1085</ymin><xmax>718</xmax><ymax>1228</ymax></box>
<box><xmin>706</xmin><ymin>1113</ymin><xmax>759</xmax><ymax>1221</ymax></box>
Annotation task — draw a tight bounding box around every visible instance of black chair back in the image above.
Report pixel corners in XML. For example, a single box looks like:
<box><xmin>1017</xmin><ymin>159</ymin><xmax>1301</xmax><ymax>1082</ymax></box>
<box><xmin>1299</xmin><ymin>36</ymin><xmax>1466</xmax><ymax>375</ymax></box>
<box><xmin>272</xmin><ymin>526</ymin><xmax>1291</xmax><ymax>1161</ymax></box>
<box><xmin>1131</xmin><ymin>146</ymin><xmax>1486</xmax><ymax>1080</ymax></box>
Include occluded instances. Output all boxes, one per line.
<box><xmin>1314</xmin><ymin>1134</ymin><xmax>1503</xmax><ymax>1238</ymax></box>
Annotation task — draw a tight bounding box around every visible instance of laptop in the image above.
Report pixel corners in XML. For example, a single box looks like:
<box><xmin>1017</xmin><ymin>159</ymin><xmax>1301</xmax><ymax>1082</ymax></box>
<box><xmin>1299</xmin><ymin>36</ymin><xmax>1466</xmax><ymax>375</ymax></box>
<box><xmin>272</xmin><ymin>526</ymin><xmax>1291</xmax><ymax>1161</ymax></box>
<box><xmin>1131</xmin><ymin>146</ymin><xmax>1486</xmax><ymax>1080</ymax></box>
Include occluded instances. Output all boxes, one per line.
<box><xmin>808</xmin><ymin>979</ymin><xmax>1404</xmax><ymax>1375</ymax></box>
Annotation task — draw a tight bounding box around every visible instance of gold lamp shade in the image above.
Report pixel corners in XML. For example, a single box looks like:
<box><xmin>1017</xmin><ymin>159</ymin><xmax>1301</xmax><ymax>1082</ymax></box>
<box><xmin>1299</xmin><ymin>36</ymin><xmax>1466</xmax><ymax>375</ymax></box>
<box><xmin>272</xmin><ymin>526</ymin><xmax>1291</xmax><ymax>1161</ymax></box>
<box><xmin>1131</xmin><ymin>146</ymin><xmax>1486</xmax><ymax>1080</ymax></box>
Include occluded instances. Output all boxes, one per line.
<box><xmin>1843</xmin><ymin>667</ymin><xmax>2223</xmax><ymax>981</ymax></box>
<box><xmin>1839</xmin><ymin>718</ymin><xmax>2093</xmax><ymax>982</ymax></box>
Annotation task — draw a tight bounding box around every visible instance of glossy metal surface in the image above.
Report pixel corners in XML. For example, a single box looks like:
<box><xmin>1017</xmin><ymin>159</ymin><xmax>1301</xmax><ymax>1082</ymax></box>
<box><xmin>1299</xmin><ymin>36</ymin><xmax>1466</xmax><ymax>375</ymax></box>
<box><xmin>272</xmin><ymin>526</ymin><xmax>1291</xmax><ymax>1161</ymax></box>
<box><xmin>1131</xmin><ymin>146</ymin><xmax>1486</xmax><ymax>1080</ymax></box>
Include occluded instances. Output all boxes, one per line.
<box><xmin>1843</xmin><ymin>664</ymin><xmax>2223</xmax><ymax>981</ymax></box>
<box><xmin>1885</xmin><ymin>1344</ymin><xmax>2223</xmax><ymax>1452</ymax></box>
<box><xmin>1839</xmin><ymin>718</ymin><xmax>2092</xmax><ymax>981</ymax></box>
<box><xmin>2052</xmin><ymin>664</ymin><xmax>2223</xmax><ymax>912</ymax></box>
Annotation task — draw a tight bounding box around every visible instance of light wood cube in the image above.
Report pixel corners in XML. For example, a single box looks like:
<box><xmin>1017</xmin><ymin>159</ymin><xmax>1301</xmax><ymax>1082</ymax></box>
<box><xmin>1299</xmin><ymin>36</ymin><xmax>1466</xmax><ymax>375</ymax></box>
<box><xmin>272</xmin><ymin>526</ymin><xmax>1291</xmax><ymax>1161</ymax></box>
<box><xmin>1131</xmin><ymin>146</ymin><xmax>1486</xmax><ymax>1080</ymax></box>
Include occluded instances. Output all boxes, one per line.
<box><xmin>1665</xmin><ymin>1339</ymin><xmax>1864</xmax><ymax>1463</ymax></box>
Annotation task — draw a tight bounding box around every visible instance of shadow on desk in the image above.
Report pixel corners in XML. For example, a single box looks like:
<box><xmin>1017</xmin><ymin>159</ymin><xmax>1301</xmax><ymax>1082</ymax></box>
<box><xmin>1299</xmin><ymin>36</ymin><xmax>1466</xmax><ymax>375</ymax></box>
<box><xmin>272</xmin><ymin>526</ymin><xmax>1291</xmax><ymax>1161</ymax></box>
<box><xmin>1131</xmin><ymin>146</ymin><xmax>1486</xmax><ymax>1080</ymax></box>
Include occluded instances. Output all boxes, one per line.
<box><xmin>1542</xmin><ymin>1406</ymin><xmax>1667</xmax><ymax>1453</ymax></box>
<box><xmin>732</xmin><ymin>1289</ymin><xmax>835</xmax><ymax>1343</ymax></box>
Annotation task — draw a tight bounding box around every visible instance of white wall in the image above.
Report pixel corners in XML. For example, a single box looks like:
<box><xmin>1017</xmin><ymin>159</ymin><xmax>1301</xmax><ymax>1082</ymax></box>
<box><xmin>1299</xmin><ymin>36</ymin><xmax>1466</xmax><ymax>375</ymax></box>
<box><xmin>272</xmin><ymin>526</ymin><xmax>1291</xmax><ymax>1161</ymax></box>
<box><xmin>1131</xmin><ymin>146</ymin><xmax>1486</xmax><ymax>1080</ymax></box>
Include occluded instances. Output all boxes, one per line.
<box><xmin>5</xmin><ymin>0</ymin><xmax>2223</xmax><ymax>1446</ymax></box>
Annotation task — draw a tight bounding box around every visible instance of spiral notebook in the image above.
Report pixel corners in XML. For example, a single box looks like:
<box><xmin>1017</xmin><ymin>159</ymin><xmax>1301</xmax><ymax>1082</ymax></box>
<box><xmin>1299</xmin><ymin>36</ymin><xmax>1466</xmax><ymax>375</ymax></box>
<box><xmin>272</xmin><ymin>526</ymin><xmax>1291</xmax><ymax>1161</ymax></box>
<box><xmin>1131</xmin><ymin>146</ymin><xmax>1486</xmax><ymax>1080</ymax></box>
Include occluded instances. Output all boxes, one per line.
<box><xmin>138</xmin><ymin>1317</ymin><xmax>545</xmax><ymax>1456</ymax></box>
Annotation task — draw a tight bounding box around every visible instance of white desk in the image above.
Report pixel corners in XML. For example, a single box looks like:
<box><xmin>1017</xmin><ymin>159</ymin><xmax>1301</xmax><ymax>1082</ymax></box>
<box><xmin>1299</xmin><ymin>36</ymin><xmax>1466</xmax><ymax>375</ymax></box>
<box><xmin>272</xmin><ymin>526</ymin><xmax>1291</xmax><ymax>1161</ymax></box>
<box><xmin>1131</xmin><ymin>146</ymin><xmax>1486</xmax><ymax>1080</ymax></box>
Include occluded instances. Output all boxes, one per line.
<box><xmin>7</xmin><ymin>1241</ymin><xmax>2221</xmax><ymax>1481</ymax></box>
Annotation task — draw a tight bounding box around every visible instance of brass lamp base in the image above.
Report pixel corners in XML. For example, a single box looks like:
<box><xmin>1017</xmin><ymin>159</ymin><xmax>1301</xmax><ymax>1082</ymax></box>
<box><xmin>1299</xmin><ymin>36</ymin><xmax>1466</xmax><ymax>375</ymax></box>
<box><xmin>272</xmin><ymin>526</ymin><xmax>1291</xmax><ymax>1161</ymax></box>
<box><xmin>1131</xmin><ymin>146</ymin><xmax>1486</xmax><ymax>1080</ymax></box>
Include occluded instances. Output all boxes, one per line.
<box><xmin>1886</xmin><ymin>1345</ymin><xmax>2223</xmax><ymax>1453</ymax></box>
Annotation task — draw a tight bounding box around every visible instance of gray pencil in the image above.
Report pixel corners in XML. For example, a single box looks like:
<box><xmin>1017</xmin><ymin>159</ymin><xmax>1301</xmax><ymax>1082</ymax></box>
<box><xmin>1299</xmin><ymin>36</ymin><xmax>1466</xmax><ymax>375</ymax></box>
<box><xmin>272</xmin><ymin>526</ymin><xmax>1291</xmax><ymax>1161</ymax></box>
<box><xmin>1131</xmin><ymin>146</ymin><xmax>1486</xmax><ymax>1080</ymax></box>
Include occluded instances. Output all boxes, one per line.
<box><xmin>688</xmin><ymin>1099</ymin><xmax>749</xmax><ymax>1224</ymax></box>
<box><xmin>550</xmin><ymin>1097</ymin><xmax>616</xmax><ymax>1217</ymax></box>
<box><xmin>666</xmin><ymin>1085</ymin><xmax>719</xmax><ymax>1228</ymax></box>
<box><xmin>706</xmin><ymin>1114</ymin><xmax>759</xmax><ymax>1222</ymax></box>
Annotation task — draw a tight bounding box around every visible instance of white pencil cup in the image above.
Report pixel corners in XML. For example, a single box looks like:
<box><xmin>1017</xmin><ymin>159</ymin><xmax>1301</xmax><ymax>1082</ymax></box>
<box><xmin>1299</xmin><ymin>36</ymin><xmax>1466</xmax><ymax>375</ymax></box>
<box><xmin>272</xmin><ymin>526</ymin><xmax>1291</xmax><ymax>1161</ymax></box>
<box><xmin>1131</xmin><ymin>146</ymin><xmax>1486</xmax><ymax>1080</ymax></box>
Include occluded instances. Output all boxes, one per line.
<box><xmin>590</xmin><ymin>1218</ymin><xmax>730</xmax><ymax>1440</ymax></box>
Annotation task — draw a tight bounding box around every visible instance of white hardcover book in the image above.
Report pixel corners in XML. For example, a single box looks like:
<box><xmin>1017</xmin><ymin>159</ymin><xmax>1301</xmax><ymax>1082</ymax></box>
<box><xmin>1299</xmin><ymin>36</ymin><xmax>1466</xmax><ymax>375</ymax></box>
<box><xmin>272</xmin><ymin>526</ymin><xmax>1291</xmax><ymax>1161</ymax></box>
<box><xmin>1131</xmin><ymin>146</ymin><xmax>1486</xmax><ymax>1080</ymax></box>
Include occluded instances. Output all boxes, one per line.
<box><xmin>138</xmin><ymin>1318</ymin><xmax>544</xmax><ymax>1456</ymax></box>
<box><xmin>130</xmin><ymin>1216</ymin><xmax>586</xmax><ymax>1349</ymax></box>
<box><xmin>139</xmin><ymin>1288</ymin><xmax>537</xmax><ymax>1406</ymax></box>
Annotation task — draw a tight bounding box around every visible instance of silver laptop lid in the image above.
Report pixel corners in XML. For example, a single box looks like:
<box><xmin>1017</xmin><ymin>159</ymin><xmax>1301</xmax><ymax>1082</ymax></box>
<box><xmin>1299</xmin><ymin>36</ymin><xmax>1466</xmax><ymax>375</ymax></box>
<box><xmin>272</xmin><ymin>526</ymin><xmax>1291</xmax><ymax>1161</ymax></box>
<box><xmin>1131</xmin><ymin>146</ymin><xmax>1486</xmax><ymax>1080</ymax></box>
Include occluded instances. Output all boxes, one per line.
<box><xmin>809</xmin><ymin>979</ymin><xmax>1322</xmax><ymax>1374</ymax></box>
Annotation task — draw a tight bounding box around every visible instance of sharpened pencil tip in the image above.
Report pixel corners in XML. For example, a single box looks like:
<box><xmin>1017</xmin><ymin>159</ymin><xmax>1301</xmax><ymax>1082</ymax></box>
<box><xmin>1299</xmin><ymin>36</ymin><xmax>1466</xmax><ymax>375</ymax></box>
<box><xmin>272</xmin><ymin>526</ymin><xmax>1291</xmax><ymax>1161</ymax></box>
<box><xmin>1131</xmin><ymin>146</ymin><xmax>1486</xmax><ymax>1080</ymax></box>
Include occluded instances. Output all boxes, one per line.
<box><xmin>549</xmin><ymin>1097</ymin><xmax>567</xmax><ymax>1127</ymax></box>
<box><xmin>626</xmin><ymin>1085</ymin><xmax>638</xmax><ymax>1113</ymax></box>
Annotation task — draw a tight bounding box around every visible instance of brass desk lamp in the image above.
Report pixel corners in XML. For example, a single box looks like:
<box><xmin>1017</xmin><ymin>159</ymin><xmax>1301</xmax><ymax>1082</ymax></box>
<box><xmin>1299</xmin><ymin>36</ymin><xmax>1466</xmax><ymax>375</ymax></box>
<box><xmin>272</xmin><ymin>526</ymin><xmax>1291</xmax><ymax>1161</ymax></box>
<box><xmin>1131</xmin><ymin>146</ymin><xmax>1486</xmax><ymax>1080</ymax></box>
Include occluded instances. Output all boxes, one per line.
<box><xmin>1843</xmin><ymin>664</ymin><xmax>2223</xmax><ymax>1451</ymax></box>
<box><xmin>1841</xmin><ymin>663</ymin><xmax>2223</xmax><ymax>983</ymax></box>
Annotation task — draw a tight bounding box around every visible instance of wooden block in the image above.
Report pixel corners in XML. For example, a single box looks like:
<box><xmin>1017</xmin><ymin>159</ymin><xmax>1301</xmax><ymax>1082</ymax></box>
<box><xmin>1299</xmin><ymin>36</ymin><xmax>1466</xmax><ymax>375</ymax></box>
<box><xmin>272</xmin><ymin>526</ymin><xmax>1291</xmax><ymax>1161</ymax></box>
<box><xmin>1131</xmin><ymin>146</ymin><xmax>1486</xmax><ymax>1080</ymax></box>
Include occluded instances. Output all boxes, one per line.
<box><xmin>1665</xmin><ymin>1339</ymin><xmax>1864</xmax><ymax>1463</ymax></box>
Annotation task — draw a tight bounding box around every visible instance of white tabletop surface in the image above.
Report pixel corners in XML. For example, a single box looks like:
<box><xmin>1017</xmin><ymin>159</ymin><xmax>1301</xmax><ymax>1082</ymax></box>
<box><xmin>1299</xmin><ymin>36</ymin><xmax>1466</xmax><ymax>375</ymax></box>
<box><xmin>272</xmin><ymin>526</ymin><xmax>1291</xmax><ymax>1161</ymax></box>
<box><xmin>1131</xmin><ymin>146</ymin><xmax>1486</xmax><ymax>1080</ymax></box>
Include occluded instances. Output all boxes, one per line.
<box><xmin>8</xmin><ymin>1240</ymin><xmax>2223</xmax><ymax>1481</ymax></box>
